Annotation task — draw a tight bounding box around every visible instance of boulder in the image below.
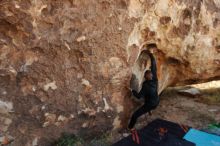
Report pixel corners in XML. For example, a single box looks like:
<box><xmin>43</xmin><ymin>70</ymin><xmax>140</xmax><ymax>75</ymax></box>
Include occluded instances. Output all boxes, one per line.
<box><xmin>0</xmin><ymin>0</ymin><xmax>220</xmax><ymax>145</ymax></box>
<box><xmin>178</xmin><ymin>88</ymin><xmax>201</xmax><ymax>97</ymax></box>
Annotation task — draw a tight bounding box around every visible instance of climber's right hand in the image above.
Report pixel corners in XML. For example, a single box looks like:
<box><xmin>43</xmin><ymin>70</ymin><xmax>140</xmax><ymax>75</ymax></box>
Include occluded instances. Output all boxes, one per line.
<box><xmin>131</xmin><ymin>90</ymin><xmax>136</xmax><ymax>95</ymax></box>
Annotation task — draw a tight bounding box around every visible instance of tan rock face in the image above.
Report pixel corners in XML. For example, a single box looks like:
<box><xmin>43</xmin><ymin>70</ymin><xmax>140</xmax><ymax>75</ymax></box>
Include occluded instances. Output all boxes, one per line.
<box><xmin>128</xmin><ymin>0</ymin><xmax>220</xmax><ymax>93</ymax></box>
<box><xmin>0</xmin><ymin>0</ymin><xmax>219</xmax><ymax>145</ymax></box>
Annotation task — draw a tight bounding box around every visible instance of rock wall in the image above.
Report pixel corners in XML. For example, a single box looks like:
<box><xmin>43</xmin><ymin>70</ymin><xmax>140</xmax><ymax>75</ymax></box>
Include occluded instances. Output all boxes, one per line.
<box><xmin>0</xmin><ymin>0</ymin><xmax>220</xmax><ymax>145</ymax></box>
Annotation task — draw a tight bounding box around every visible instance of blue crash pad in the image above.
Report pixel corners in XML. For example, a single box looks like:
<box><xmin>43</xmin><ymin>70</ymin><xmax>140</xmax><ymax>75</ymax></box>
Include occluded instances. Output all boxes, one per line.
<box><xmin>184</xmin><ymin>128</ymin><xmax>220</xmax><ymax>146</ymax></box>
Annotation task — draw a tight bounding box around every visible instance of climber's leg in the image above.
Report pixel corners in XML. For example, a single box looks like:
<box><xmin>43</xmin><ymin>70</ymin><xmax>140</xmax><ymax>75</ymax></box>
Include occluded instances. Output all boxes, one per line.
<box><xmin>128</xmin><ymin>103</ymin><xmax>154</xmax><ymax>129</ymax></box>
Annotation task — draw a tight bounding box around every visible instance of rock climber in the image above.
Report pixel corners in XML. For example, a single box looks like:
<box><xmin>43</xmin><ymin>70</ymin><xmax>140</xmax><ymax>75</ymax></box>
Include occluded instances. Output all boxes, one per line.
<box><xmin>128</xmin><ymin>44</ymin><xmax>159</xmax><ymax>144</ymax></box>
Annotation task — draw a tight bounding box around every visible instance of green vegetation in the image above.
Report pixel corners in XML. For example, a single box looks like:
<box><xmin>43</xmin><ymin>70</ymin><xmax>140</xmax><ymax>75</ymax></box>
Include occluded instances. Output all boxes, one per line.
<box><xmin>89</xmin><ymin>132</ymin><xmax>113</xmax><ymax>146</ymax></box>
<box><xmin>54</xmin><ymin>134</ymin><xmax>84</xmax><ymax>146</ymax></box>
<box><xmin>201</xmin><ymin>87</ymin><xmax>220</xmax><ymax>104</ymax></box>
<box><xmin>53</xmin><ymin>132</ymin><xmax>113</xmax><ymax>146</ymax></box>
<box><xmin>208</xmin><ymin>123</ymin><xmax>220</xmax><ymax>129</ymax></box>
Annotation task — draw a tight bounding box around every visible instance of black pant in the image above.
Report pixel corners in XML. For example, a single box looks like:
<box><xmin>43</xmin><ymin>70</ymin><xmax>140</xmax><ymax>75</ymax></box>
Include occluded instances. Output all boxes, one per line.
<box><xmin>128</xmin><ymin>103</ymin><xmax>157</xmax><ymax>129</ymax></box>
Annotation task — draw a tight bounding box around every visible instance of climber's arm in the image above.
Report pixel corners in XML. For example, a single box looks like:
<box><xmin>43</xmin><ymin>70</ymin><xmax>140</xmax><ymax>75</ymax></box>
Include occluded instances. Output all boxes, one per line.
<box><xmin>132</xmin><ymin>90</ymin><xmax>143</xmax><ymax>99</ymax></box>
<box><xmin>132</xmin><ymin>85</ymin><xmax>145</xmax><ymax>99</ymax></box>
<box><xmin>149</xmin><ymin>53</ymin><xmax>158</xmax><ymax>81</ymax></box>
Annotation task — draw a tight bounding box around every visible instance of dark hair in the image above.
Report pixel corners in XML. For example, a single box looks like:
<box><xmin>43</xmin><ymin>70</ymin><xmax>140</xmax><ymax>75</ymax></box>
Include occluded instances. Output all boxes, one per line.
<box><xmin>144</xmin><ymin>70</ymin><xmax>152</xmax><ymax>76</ymax></box>
<box><xmin>147</xmin><ymin>43</ymin><xmax>157</xmax><ymax>49</ymax></box>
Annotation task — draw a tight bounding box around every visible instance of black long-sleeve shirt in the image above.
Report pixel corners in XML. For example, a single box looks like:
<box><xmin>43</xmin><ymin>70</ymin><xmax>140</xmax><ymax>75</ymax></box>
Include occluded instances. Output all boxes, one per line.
<box><xmin>132</xmin><ymin>53</ymin><xmax>159</xmax><ymax>106</ymax></box>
